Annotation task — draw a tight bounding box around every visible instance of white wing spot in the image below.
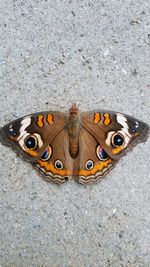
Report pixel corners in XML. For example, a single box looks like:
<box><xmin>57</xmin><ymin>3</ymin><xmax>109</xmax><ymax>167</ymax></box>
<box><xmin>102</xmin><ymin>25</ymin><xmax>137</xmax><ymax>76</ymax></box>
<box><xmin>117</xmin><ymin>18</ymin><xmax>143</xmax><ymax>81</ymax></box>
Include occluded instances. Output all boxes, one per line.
<box><xmin>17</xmin><ymin>117</ymin><xmax>31</xmax><ymax>141</ymax></box>
<box><xmin>116</xmin><ymin>113</ymin><xmax>131</xmax><ymax>137</ymax></box>
<box><xmin>105</xmin><ymin>131</ymin><xmax>115</xmax><ymax>146</ymax></box>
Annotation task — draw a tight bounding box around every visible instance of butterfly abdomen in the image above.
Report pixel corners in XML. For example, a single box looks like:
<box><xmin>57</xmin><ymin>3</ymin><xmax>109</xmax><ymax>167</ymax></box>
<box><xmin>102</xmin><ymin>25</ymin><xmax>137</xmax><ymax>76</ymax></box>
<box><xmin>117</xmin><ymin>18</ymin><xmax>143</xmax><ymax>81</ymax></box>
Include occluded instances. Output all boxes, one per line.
<box><xmin>69</xmin><ymin>142</ymin><xmax>79</xmax><ymax>158</ymax></box>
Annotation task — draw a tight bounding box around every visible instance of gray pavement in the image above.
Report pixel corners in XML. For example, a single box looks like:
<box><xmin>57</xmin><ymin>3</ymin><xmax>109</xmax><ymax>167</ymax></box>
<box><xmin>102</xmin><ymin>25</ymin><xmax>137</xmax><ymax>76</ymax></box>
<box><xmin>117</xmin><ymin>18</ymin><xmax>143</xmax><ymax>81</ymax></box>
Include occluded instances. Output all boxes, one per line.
<box><xmin>0</xmin><ymin>0</ymin><xmax>150</xmax><ymax>266</ymax></box>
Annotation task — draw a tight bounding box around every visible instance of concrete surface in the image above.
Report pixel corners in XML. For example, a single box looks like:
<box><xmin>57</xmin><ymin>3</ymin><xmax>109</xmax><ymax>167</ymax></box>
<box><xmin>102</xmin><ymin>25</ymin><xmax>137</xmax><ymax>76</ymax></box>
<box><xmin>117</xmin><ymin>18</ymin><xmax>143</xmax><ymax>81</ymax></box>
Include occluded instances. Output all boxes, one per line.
<box><xmin>0</xmin><ymin>0</ymin><xmax>150</xmax><ymax>266</ymax></box>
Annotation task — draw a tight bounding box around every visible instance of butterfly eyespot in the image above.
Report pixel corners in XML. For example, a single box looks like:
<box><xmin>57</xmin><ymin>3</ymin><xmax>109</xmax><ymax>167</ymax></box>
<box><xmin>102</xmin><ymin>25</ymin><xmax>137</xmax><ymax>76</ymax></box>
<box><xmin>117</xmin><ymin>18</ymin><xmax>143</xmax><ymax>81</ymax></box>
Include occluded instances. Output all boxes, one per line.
<box><xmin>8</xmin><ymin>126</ymin><xmax>17</xmax><ymax>136</ymax></box>
<box><xmin>55</xmin><ymin>160</ymin><xmax>63</xmax><ymax>170</ymax></box>
<box><xmin>24</xmin><ymin>135</ymin><xmax>38</xmax><ymax>149</ymax></box>
<box><xmin>85</xmin><ymin>160</ymin><xmax>94</xmax><ymax>170</ymax></box>
<box><xmin>131</xmin><ymin>128</ymin><xmax>137</xmax><ymax>133</ymax></box>
<box><xmin>131</xmin><ymin>121</ymin><xmax>139</xmax><ymax>133</ymax></box>
<box><xmin>96</xmin><ymin>145</ymin><xmax>109</xmax><ymax>161</ymax></box>
<box><xmin>112</xmin><ymin>133</ymin><xmax>124</xmax><ymax>147</ymax></box>
<box><xmin>41</xmin><ymin>146</ymin><xmax>52</xmax><ymax>161</ymax></box>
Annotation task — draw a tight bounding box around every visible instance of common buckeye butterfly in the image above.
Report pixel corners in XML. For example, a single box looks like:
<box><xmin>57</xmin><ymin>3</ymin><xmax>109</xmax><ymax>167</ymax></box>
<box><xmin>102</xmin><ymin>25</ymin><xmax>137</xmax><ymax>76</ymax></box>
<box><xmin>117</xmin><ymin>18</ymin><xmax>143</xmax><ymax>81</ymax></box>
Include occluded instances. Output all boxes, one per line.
<box><xmin>0</xmin><ymin>104</ymin><xmax>149</xmax><ymax>184</ymax></box>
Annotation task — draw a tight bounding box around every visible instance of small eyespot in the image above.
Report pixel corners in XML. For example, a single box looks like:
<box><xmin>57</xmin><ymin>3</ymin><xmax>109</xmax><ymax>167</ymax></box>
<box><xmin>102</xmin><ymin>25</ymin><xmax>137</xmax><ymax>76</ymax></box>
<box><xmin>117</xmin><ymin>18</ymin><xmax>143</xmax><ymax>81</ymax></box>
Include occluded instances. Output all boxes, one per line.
<box><xmin>41</xmin><ymin>146</ymin><xmax>52</xmax><ymax>161</ymax></box>
<box><xmin>24</xmin><ymin>135</ymin><xmax>38</xmax><ymax>149</ymax></box>
<box><xmin>96</xmin><ymin>145</ymin><xmax>109</xmax><ymax>161</ymax></box>
<box><xmin>55</xmin><ymin>160</ymin><xmax>63</xmax><ymax>170</ymax></box>
<box><xmin>131</xmin><ymin>121</ymin><xmax>139</xmax><ymax>133</ymax></box>
<box><xmin>112</xmin><ymin>133</ymin><xmax>124</xmax><ymax>147</ymax></box>
<box><xmin>131</xmin><ymin>128</ymin><xmax>137</xmax><ymax>133</ymax></box>
<box><xmin>8</xmin><ymin>126</ymin><xmax>17</xmax><ymax>136</ymax></box>
<box><xmin>85</xmin><ymin>160</ymin><xmax>94</xmax><ymax>170</ymax></box>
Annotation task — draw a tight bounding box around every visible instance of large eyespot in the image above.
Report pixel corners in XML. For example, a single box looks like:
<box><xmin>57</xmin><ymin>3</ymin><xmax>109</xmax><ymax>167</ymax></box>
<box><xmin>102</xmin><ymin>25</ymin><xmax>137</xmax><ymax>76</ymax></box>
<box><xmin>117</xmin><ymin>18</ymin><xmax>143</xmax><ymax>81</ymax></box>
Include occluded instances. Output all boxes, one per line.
<box><xmin>96</xmin><ymin>145</ymin><xmax>109</xmax><ymax>161</ymax></box>
<box><xmin>55</xmin><ymin>160</ymin><xmax>63</xmax><ymax>170</ymax></box>
<box><xmin>85</xmin><ymin>160</ymin><xmax>94</xmax><ymax>170</ymax></box>
<box><xmin>41</xmin><ymin>146</ymin><xmax>52</xmax><ymax>161</ymax></box>
<box><xmin>24</xmin><ymin>135</ymin><xmax>38</xmax><ymax>149</ymax></box>
<box><xmin>112</xmin><ymin>133</ymin><xmax>124</xmax><ymax>147</ymax></box>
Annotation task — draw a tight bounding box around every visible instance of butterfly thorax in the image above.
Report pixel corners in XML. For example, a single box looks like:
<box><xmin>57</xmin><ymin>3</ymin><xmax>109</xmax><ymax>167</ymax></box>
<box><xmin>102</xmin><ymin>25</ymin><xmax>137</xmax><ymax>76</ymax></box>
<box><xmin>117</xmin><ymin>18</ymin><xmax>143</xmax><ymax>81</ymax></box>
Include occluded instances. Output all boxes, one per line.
<box><xmin>68</xmin><ymin>104</ymin><xmax>80</xmax><ymax>158</ymax></box>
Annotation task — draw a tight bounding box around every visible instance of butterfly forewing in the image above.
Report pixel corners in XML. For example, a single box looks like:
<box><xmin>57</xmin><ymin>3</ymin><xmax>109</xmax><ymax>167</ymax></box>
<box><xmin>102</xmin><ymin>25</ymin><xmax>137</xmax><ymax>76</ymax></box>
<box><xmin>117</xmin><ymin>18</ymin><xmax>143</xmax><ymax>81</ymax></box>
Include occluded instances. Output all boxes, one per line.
<box><xmin>81</xmin><ymin>111</ymin><xmax>149</xmax><ymax>160</ymax></box>
<box><xmin>0</xmin><ymin>111</ymin><xmax>67</xmax><ymax>162</ymax></box>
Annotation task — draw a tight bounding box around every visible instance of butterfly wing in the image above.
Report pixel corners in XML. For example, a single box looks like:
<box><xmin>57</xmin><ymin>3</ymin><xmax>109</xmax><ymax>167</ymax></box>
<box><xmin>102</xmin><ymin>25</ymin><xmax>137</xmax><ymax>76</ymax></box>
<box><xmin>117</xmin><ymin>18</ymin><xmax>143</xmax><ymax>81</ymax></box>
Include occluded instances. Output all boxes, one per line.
<box><xmin>74</xmin><ymin>127</ymin><xmax>118</xmax><ymax>184</ymax></box>
<box><xmin>81</xmin><ymin>111</ymin><xmax>149</xmax><ymax>160</ymax></box>
<box><xmin>0</xmin><ymin>111</ymin><xmax>67</xmax><ymax>162</ymax></box>
<box><xmin>33</xmin><ymin>129</ymin><xmax>73</xmax><ymax>184</ymax></box>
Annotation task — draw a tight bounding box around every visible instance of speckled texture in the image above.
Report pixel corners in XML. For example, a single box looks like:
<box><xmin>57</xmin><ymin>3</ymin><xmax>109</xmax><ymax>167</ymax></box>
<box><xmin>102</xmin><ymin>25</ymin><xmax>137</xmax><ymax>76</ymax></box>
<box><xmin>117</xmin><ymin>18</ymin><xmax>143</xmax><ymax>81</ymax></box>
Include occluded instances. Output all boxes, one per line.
<box><xmin>0</xmin><ymin>0</ymin><xmax>150</xmax><ymax>266</ymax></box>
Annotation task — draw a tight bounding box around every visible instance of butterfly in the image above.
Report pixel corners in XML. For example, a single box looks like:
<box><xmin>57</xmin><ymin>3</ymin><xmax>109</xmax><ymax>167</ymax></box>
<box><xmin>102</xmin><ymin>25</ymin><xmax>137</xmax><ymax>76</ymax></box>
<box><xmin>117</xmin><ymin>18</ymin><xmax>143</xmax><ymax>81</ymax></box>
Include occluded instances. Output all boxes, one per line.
<box><xmin>0</xmin><ymin>104</ymin><xmax>149</xmax><ymax>184</ymax></box>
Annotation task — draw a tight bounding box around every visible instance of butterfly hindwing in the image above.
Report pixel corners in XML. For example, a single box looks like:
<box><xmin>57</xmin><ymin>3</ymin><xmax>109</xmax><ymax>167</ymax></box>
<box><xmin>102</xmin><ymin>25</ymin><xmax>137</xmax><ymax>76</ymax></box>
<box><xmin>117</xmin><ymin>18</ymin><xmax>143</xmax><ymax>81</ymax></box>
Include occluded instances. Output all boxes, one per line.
<box><xmin>33</xmin><ymin>129</ymin><xmax>73</xmax><ymax>184</ymax></box>
<box><xmin>74</xmin><ymin>127</ymin><xmax>118</xmax><ymax>184</ymax></box>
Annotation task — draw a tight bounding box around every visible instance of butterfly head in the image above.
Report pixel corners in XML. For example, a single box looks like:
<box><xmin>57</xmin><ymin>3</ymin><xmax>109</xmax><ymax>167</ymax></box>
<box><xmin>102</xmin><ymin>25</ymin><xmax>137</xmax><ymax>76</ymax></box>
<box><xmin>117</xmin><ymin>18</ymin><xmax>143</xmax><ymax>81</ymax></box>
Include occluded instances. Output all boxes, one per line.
<box><xmin>69</xmin><ymin>103</ymin><xmax>79</xmax><ymax>115</ymax></box>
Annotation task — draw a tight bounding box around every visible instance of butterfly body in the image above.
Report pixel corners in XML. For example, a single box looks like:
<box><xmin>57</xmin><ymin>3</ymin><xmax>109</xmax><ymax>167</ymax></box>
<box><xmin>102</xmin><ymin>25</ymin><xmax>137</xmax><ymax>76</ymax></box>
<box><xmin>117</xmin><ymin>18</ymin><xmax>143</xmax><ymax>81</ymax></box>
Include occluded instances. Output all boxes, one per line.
<box><xmin>0</xmin><ymin>104</ymin><xmax>149</xmax><ymax>184</ymax></box>
<box><xmin>67</xmin><ymin>106</ymin><xmax>80</xmax><ymax>158</ymax></box>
